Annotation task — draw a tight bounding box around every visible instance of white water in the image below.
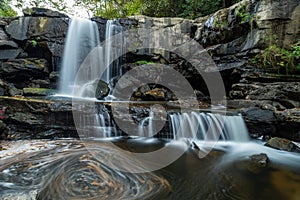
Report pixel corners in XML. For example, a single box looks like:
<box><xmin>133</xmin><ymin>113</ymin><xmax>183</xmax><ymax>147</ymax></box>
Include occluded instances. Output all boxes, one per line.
<box><xmin>58</xmin><ymin>17</ymin><xmax>100</xmax><ymax>96</ymax></box>
<box><xmin>138</xmin><ymin>110</ymin><xmax>154</xmax><ymax>137</ymax></box>
<box><xmin>58</xmin><ymin>19</ymin><xmax>125</xmax><ymax>97</ymax></box>
<box><xmin>103</xmin><ymin>20</ymin><xmax>124</xmax><ymax>83</ymax></box>
<box><xmin>77</xmin><ymin>111</ymin><xmax>118</xmax><ymax>138</ymax></box>
<box><xmin>169</xmin><ymin>112</ymin><xmax>249</xmax><ymax>141</ymax></box>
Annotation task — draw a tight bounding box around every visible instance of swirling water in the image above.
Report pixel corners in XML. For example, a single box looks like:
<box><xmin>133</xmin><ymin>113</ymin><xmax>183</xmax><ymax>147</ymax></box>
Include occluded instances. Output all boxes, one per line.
<box><xmin>1</xmin><ymin>138</ymin><xmax>300</xmax><ymax>200</ymax></box>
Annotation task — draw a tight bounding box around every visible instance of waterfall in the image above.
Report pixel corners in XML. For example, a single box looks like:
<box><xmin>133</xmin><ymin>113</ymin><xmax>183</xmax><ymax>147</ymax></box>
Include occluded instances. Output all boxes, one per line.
<box><xmin>138</xmin><ymin>110</ymin><xmax>154</xmax><ymax>137</ymax></box>
<box><xmin>103</xmin><ymin>20</ymin><xmax>124</xmax><ymax>84</ymax></box>
<box><xmin>58</xmin><ymin>17</ymin><xmax>100</xmax><ymax>96</ymax></box>
<box><xmin>76</xmin><ymin>110</ymin><xmax>118</xmax><ymax>139</ymax></box>
<box><xmin>169</xmin><ymin>112</ymin><xmax>249</xmax><ymax>142</ymax></box>
<box><xmin>58</xmin><ymin>18</ymin><xmax>124</xmax><ymax>97</ymax></box>
<box><xmin>58</xmin><ymin>18</ymin><xmax>250</xmax><ymax>143</ymax></box>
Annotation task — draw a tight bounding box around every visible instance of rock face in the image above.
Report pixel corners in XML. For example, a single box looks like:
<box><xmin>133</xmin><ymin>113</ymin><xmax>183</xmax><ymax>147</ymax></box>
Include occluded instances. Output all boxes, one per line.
<box><xmin>0</xmin><ymin>97</ymin><xmax>77</xmax><ymax>139</ymax></box>
<box><xmin>265</xmin><ymin>137</ymin><xmax>300</xmax><ymax>153</ymax></box>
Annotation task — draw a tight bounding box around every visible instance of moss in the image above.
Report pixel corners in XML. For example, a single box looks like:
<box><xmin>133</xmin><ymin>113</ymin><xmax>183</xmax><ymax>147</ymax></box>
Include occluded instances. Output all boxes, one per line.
<box><xmin>24</xmin><ymin>59</ymin><xmax>45</xmax><ymax>68</ymax></box>
<box><xmin>23</xmin><ymin>88</ymin><xmax>55</xmax><ymax>96</ymax></box>
<box><xmin>135</xmin><ymin>60</ymin><xmax>154</xmax><ymax>65</ymax></box>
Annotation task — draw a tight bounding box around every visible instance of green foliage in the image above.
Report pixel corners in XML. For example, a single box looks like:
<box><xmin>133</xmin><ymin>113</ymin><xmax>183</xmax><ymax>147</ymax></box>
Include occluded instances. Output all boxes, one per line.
<box><xmin>0</xmin><ymin>0</ymin><xmax>17</xmax><ymax>17</ymax></box>
<box><xmin>31</xmin><ymin>40</ymin><xmax>38</xmax><ymax>47</ymax></box>
<box><xmin>236</xmin><ymin>3</ymin><xmax>250</xmax><ymax>23</ymax></box>
<box><xmin>15</xmin><ymin>0</ymin><xmax>67</xmax><ymax>13</ymax></box>
<box><xmin>253</xmin><ymin>36</ymin><xmax>300</xmax><ymax>74</ymax></box>
<box><xmin>74</xmin><ymin>0</ymin><xmax>243</xmax><ymax>19</ymax></box>
<box><xmin>135</xmin><ymin>60</ymin><xmax>154</xmax><ymax>65</ymax></box>
<box><xmin>179</xmin><ymin>0</ymin><xmax>242</xmax><ymax>19</ymax></box>
<box><xmin>214</xmin><ymin>19</ymin><xmax>229</xmax><ymax>30</ymax></box>
<box><xmin>30</xmin><ymin>37</ymin><xmax>40</xmax><ymax>48</ymax></box>
<box><xmin>141</xmin><ymin>0</ymin><xmax>182</xmax><ymax>17</ymax></box>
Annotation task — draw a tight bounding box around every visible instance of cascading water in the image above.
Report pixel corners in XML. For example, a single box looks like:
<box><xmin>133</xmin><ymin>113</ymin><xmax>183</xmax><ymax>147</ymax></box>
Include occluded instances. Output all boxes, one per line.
<box><xmin>58</xmin><ymin>17</ymin><xmax>100</xmax><ymax>96</ymax></box>
<box><xmin>58</xmin><ymin>17</ymin><xmax>250</xmax><ymax>143</ymax></box>
<box><xmin>103</xmin><ymin>20</ymin><xmax>124</xmax><ymax>84</ymax></box>
<box><xmin>169</xmin><ymin>112</ymin><xmax>249</xmax><ymax>141</ymax></box>
<box><xmin>58</xmin><ymin>18</ymin><xmax>124</xmax><ymax>97</ymax></box>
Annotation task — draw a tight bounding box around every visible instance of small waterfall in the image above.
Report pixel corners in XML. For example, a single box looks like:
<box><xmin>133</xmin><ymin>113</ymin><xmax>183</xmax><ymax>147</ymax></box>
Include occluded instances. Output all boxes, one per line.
<box><xmin>58</xmin><ymin>17</ymin><xmax>100</xmax><ymax>96</ymax></box>
<box><xmin>95</xmin><ymin>112</ymin><xmax>118</xmax><ymax>138</ymax></box>
<box><xmin>169</xmin><ymin>112</ymin><xmax>249</xmax><ymax>142</ymax></box>
<box><xmin>138</xmin><ymin>110</ymin><xmax>154</xmax><ymax>137</ymax></box>
<box><xmin>77</xmin><ymin>110</ymin><xmax>118</xmax><ymax>139</ymax></box>
<box><xmin>103</xmin><ymin>20</ymin><xmax>124</xmax><ymax>83</ymax></box>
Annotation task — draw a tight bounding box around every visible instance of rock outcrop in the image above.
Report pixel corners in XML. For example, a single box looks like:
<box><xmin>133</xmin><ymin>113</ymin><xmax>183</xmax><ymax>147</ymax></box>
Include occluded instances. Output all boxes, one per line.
<box><xmin>0</xmin><ymin>0</ymin><xmax>299</xmax><ymax>139</ymax></box>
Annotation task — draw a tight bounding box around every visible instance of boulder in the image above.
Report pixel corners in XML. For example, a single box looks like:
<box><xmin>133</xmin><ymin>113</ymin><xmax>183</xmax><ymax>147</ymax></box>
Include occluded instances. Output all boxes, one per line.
<box><xmin>240</xmin><ymin>107</ymin><xmax>277</xmax><ymax>138</ymax></box>
<box><xmin>95</xmin><ymin>80</ymin><xmax>110</xmax><ymax>100</ymax></box>
<box><xmin>265</xmin><ymin>137</ymin><xmax>300</xmax><ymax>153</ymax></box>
<box><xmin>236</xmin><ymin>153</ymin><xmax>269</xmax><ymax>174</ymax></box>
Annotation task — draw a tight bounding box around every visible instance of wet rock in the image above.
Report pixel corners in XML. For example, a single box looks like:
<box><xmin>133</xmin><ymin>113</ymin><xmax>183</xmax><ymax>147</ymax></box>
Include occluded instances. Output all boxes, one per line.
<box><xmin>236</xmin><ymin>153</ymin><xmax>269</xmax><ymax>174</ymax></box>
<box><xmin>0</xmin><ymin>97</ymin><xmax>77</xmax><ymax>139</ymax></box>
<box><xmin>27</xmin><ymin>17</ymin><xmax>68</xmax><ymax>43</ymax></box>
<box><xmin>0</xmin><ymin>119</ymin><xmax>8</xmax><ymax>139</ymax></box>
<box><xmin>23</xmin><ymin>88</ymin><xmax>55</xmax><ymax>96</ymax></box>
<box><xmin>0</xmin><ymin>27</ymin><xmax>22</xmax><ymax>59</ymax></box>
<box><xmin>265</xmin><ymin>137</ymin><xmax>300</xmax><ymax>153</ymax></box>
<box><xmin>144</xmin><ymin>88</ymin><xmax>165</xmax><ymax>100</ymax></box>
<box><xmin>0</xmin><ymin>49</ymin><xmax>22</xmax><ymax>59</ymax></box>
<box><xmin>275</xmin><ymin>108</ymin><xmax>300</xmax><ymax>141</ymax></box>
<box><xmin>23</xmin><ymin>7</ymin><xmax>68</xmax><ymax>18</ymax></box>
<box><xmin>10</xmin><ymin>112</ymin><xmax>43</xmax><ymax>125</ymax></box>
<box><xmin>8</xmin><ymin>84</ymin><xmax>23</xmax><ymax>96</ymax></box>
<box><xmin>0</xmin><ymin>59</ymin><xmax>49</xmax><ymax>87</ymax></box>
<box><xmin>6</xmin><ymin>17</ymin><xmax>30</xmax><ymax>40</ymax></box>
<box><xmin>49</xmin><ymin>71</ymin><xmax>59</xmax><ymax>81</ymax></box>
<box><xmin>0</xmin><ymin>27</ymin><xmax>18</xmax><ymax>48</ymax></box>
<box><xmin>0</xmin><ymin>79</ymin><xmax>9</xmax><ymax>96</ymax></box>
<box><xmin>241</xmin><ymin>107</ymin><xmax>277</xmax><ymax>138</ymax></box>
<box><xmin>95</xmin><ymin>80</ymin><xmax>110</xmax><ymax>100</ymax></box>
<box><xmin>30</xmin><ymin>79</ymin><xmax>51</xmax><ymax>88</ymax></box>
<box><xmin>230</xmin><ymin>82</ymin><xmax>300</xmax><ymax>103</ymax></box>
<box><xmin>0</xmin><ymin>19</ymin><xmax>7</xmax><ymax>26</ymax></box>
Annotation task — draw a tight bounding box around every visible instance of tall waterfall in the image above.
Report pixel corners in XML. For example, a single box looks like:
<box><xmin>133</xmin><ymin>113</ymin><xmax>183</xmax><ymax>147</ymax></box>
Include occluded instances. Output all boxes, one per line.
<box><xmin>103</xmin><ymin>20</ymin><xmax>124</xmax><ymax>83</ymax></box>
<box><xmin>169</xmin><ymin>112</ymin><xmax>249</xmax><ymax>142</ymax></box>
<box><xmin>58</xmin><ymin>17</ymin><xmax>100</xmax><ymax>96</ymax></box>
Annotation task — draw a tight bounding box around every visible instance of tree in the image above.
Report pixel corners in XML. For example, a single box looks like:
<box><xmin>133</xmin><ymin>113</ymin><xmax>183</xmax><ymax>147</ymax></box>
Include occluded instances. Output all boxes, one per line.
<box><xmin>14</xmin><ymin>0</ymin><xmax>67</xmax><ymax>13</ymax></box>
<box><xmin>0</xmin><ymin>0</ymin><xmax>17</xmax><ymax>17</ymax></box>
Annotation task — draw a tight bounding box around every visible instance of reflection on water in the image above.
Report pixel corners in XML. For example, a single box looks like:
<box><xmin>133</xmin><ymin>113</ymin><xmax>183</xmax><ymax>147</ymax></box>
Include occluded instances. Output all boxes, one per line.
<box><xmin>0</xmin><ymin>138</ymin><xmax>300</xmax><ymax>200</ymax></box>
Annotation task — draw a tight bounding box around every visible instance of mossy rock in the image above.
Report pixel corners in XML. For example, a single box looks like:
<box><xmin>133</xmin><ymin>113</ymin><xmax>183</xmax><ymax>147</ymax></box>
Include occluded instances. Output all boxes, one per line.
<box><xmin>23</xmin><ymin>88</ymin><xmax>55</xmax><ymax>96</ymax></box>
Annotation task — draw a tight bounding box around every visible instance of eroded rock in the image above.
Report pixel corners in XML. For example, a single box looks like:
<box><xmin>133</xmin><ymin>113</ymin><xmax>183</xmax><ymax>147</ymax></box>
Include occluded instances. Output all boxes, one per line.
<box><xmin>236</xmin><ymin>153</ymin><xmax>269</xmax><ymax>174</ymax></box>
<box><xmin>265</xmin><ymin>137</ymin><xmax>300</xmax><ymax>153</ymax></box>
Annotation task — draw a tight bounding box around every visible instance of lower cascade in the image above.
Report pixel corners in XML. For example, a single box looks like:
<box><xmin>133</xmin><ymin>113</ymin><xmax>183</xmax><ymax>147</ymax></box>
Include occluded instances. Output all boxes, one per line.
<box><xmin>169</xmin><ymin>112</ymin><xmax>249</xmax><ymax>141</ymax></box>
<box><xmin>84</xmin><ymin>109</ymin><xmax>249</xmax><ymax>142</ymax></box>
